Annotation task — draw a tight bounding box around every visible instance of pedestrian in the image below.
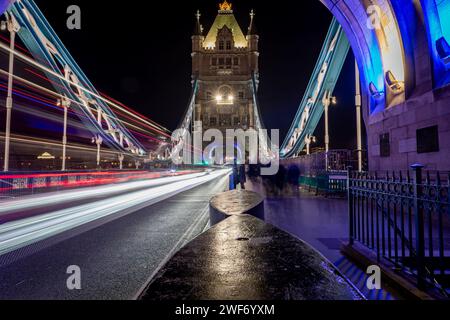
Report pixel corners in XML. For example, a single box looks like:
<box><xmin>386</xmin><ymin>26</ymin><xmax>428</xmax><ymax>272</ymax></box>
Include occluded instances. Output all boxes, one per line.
<box><xmin>231</xmin><ymin>159</ymin><xmax>239</xmax><ymax>190</ymax></box>
<box><xmin>275</xmin><ymin>165</ymin><xmax>286</xmax><ymax>196</ymax></box>
<box><xmin>239</xmin><ymin>164</ymin><xmax>247</xmax><ymax>189</ymax></box>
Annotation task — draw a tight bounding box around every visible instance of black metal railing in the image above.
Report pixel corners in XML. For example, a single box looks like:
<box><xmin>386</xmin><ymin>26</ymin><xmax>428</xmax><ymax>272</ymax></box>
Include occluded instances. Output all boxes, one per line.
<box><xmin>348</xmin><ymin>165</ymin><xmax>450</xmax><ymax>294</ymax></box>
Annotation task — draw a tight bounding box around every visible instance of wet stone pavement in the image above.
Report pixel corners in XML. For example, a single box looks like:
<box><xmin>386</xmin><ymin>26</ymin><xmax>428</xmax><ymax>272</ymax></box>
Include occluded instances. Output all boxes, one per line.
<box><xmin>246</xmin><ymin>177</ymin><xmax>399</xmax><ymax>300</ymax></box>
<box><xmin>141</xmin><ymin>215</ymin><xmax>363</xmax><ymax>301</ymax></box>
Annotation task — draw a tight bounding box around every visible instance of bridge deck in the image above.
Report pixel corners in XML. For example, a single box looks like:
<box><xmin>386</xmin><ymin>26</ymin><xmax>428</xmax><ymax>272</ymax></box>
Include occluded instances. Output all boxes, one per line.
<box><xmin>140</xmin><ymin>214</ymin><xmax>363</xmax><ymax>300</ymax></box>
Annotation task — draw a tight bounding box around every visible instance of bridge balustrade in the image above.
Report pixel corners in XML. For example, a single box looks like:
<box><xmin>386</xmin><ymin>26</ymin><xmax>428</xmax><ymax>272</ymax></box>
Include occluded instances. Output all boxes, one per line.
<box><xmin>347</xmin><ymin>166</ymin><xmax>450</xmax><ymax>296</ymax></box>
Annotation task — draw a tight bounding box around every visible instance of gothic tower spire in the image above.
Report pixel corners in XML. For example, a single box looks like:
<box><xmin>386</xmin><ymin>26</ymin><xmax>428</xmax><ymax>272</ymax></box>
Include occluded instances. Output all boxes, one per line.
<box><xmin>248</xmin><ymin>9</ymin><xmax>257</xmax><ymax>36</ymax></box>
<box><xmin>193</xmin><ymin>10</ymin><xmax>202</xmax><ymax>36</ymax></box>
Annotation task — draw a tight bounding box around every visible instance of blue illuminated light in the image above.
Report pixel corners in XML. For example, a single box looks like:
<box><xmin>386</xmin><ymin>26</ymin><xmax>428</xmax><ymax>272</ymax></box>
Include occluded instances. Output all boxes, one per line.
<box><xmin>421</xmin><ymin>0</ymin><xmax>450</xmax><ymax>87</ymax></box>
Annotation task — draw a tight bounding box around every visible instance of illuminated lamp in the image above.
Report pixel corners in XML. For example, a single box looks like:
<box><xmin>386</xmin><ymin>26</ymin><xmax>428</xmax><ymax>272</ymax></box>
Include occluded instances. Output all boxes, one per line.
<box><xmin>37</xmin><ymin>152</ymin><xmax>55</xmax><ymax>160</ymax></box>
<box><xmin>385</xmin><ymin>71</ymin><xmax>404</xmax><ymax>94</ymax></box>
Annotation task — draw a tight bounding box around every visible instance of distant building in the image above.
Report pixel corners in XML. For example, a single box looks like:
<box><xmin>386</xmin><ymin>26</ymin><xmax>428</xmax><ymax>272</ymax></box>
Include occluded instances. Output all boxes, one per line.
<box><xmin>191</xmin><ymin>1</ymin><xmax>259</xmax><ymax>157</ymax></box>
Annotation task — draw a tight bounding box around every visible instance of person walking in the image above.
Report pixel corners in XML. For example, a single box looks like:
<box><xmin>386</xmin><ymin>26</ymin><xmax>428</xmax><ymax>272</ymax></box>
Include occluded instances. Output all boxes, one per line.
<box><xmin>239</xmin><ymin>164</ymin><xmax>247</xmax><ymax>190</ymax></box>
<box><xmin>231</xmin><ymin>159</ymin><xmax>239</xmax><ymax>190</ymax></box>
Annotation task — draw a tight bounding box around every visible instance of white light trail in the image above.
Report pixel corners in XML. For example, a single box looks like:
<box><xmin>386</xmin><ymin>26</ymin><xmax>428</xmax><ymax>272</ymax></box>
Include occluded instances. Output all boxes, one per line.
<box><xmin>0</xmin><ymin>134</ymin><xmax>134</xmax><ymax>157</ymax></box>
<box><xmin>0</xmin><ymin>41</ymin><xmax>167</xmax><ymax>133</ymax></box>
<box><xmin>0</xmin><ymin>169</ymin><xmax>231</xmax><ymax>256</ymax></box>
<box><xmin>0</xmin><ymin>171</ymin><xmax>207</xmax><ymax>214</ymax></box>
<box><xmin>0</xmin><ymin>68</ymin><xmax>169</xmax><ymax>138</ymax></box>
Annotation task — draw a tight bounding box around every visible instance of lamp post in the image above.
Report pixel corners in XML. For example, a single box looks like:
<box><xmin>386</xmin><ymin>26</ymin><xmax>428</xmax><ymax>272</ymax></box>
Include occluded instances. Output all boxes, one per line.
<box><xmin>305</xmin><ymin>134</ymin><xmax>316</xmax><ymax>155</ymax></box>
<box><xmin>57</xmin><ymin>96</ymin><xmax>71</xmax><ymax>171</ymax></box>
<box><xmin>1</xmin><ymin>13</ymin><xmax>20</xmax><ymax>172</ymax></box>
<box><xmin>355</xmin><ymin>60</ymin><xmax>363</xmax><ymax>172</ymax></box>
<box><xmin>322</xmin><ymin>91</ymin><xmax>337</xmax><ymax>170</ymax></box>
<box><xmin>118</xmin><ymin>154</ymin><xmax>124</xmax><ymax>170</ymax></box>
<box><xmin>92</xmin><ymin>135</ymin><xmax>103</xmax><ymax>168</ymax></box>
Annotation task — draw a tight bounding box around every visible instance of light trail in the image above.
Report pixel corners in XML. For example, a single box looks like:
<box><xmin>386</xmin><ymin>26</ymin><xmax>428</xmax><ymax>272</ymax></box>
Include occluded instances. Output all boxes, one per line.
<box><xmin>99</xmin><ymin>90</ymin><xmax>171</xmax><ymax>135</ymax></box>
<box><xmin>0</xmin><ymin>70</ymin><xmax>171</xmax><ymax>142</ymax></box>
<box><xmin>0</xmin><ymin>134</ymin><xmax>136</xmax><ymax>157</ymax></box>
<box><xmin>0</xmin><ymin>170</ymin><xmax>207</xmax><ymax>214</ymax></box>
<box><xmin>0</xmin><ymin>85</ymin><xmax>168</xmax><ymax>146</ymax></box>
<box><xmin>0</xmin><ymin>170</ymin><xmax>200</xmax><ymax>195</ymax></box>
<box><xmin>0</xmin><ymin>75</ymin><xmax>200</xmax><ymax>155</ymax></box>
<box><xmin>0</xmin><ymin>33</ymin><xmax>35</xmax><ymax>59</ymax></box>
<box><xmin>0</xmin><ymin>41</ymin><xmax>167</xmax><ymax>133</ymax></box>
<box><xmin>0</xmin><ymin>169</ymin><xmax>230</xmax><ymax>256</ymax></box>
<box><xmin>0</xmin><ymin>40</ymin><xmax>182</xmax><ymax>156</ymax></box>
<box><xmin>0</xmin><ymin>82</ymin><xmax>55</xmax><ymax>105</ymax></box>
<box><xmin>26</xmin><ymin>67</ymin><xmax>172</xmax><ymax>138</ymax></box>
<box><xmin>24</xmin><ymin>66</ymin><xmax>172</xmax><ymax>138</ymax></box>
<box><xmin>0</xmin><ymin>78</ymin><xmax>170</xmax><ymax>147</ymax></box>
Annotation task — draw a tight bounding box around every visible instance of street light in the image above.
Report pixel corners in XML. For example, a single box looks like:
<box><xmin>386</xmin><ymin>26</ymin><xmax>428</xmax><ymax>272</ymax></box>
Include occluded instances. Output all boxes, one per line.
<box><xmin>57</xmin><ymin>96</ymin><xmax>70</xmax><ymax>171</ymax></box>
<box><xmin>305</xmin><ymin>134</ymin><xmax>317</xmax><ymax>155</ymax></box>
<box><xmin>355</xmin><ymin>60</ymin><xmax>363</xmax><ymax>172</ymax></box>
<box><xmin>91</xmin><ymin>135</ymin><xmax>103</xmax><ymax>168</ymax></box>
<box><xmin>322</xmin><ymin>91</ymin><xmax>337</xmax><ymax>170</ymax></box>
<box><xmin>1</xmin><ymin>13</ymin><xmax>20</xmax><ymax>172</ymax></box>
<box><xmin>118</xmin><ymin>154</ymin><xmax>124</xmax><ymax>170</ymax></box>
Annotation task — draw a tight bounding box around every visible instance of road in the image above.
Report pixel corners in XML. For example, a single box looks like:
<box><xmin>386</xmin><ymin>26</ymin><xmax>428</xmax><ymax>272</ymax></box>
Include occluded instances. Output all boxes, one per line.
<box><xmin>0</xmin><ymin>171</ymin><xmax>230</xmax><ymax>300</ymax></box>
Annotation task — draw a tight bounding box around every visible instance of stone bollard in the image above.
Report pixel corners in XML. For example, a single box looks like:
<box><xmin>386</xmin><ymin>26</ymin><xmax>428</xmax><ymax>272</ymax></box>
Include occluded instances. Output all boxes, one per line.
<box><xmin>209</xmin><ymin>190</ymin><xmax>264</xmax><ymax>226</ymax></box>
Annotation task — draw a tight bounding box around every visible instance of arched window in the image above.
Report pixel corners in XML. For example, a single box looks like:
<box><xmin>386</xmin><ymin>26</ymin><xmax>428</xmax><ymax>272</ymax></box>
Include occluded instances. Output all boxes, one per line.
<box><xmin>216</xmin><ymin>85</ymin><xmax>234</xmax><ymax>105</ymax></box>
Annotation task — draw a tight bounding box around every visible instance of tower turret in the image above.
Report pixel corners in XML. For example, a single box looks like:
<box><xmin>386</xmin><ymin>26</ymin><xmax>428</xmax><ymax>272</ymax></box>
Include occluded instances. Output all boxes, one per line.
<box><xmin>247</xmin><ymin>10</ymin><xmax>259</xmax><ymax>73</ymax></box>
<box><xmin>192</xmin><ymin>10</ymin><xmax>203</xmax><ymax>77</ymax></box>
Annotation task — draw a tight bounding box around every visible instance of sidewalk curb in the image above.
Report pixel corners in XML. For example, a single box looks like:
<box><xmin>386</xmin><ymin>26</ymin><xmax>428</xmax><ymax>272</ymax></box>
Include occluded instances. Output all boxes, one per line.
<box><xmin>341</xmin><ymin>243</ymin><xmax>439</xmax><ymax>300</ymax></box>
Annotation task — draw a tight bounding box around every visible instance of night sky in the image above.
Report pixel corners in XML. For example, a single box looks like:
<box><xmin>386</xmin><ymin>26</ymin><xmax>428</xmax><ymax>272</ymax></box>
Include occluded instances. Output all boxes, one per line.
<box><xmin>32</xmin><ymin>0</ymin><xmax>361</xmax><ymax>150</ymax></box>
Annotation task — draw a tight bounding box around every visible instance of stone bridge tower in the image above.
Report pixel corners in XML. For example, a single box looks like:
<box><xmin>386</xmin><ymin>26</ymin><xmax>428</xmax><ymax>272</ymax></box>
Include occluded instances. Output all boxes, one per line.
<box><xmin>191</xmin><ymin>1</ymin><xmax>259</xmax><ymax>160</ymax></box>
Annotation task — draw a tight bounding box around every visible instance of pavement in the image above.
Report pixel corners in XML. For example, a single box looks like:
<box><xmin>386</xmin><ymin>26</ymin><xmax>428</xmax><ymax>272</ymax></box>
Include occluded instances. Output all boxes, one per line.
<box><xmin>142</xmin><ymin>215</ymin><xmax>363</xmax><ymax>301</ymax></box>
<box><xmin>246</xmin><ymin>177</ymin><xmax>399</xmax><ymax>300</ymax></box>
<box><xmin>0</xmin><ymin>172</ymin><xmax>229</xmax><ymax>300</ymax></box>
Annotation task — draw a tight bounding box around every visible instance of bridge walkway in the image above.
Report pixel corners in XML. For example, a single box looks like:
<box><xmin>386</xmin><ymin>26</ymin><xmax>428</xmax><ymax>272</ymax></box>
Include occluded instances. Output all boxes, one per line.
<box><xmin>245</xmin><ymin>178</ymin><xmax>399</xmax><ymax>300</ymax></box>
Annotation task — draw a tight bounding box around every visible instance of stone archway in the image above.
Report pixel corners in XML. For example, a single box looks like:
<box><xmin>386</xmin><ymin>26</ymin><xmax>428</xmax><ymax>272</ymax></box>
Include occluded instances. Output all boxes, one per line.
<box><xmin>318</xmin><ymin>0</ymin><xmax>450</xmax><ymax>171</ymax></box>
<box><xmin>318</xmin><ymin>0</ymin><xmax>424</xmax><ymax>114</ymax></box>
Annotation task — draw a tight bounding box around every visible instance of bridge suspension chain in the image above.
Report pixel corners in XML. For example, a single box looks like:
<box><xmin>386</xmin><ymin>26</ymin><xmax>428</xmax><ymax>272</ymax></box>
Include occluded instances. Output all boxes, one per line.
<box><xmin>280</xmin><ymin>18</ymin><xmax>350</xmax><ymax>159</ymax></box>
<box><xmin>5</xmin><ymin>0</ymin><xmax>150</xmax><ymax>156</ymax></box>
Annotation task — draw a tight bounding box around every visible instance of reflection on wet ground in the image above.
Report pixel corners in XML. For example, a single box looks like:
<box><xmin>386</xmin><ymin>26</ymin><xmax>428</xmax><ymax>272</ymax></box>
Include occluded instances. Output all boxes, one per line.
<box><xmin>246</xmin><ymin>177</ymin><xmax>399</xmax><ymax>300</ymax></box>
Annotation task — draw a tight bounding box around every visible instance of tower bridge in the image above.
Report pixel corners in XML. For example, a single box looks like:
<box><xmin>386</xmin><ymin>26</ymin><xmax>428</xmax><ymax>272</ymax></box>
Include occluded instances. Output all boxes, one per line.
<box><xmin>0</xmin><ymin>0</ymin><xmax>449</xmax><ymax>302</ymax></box>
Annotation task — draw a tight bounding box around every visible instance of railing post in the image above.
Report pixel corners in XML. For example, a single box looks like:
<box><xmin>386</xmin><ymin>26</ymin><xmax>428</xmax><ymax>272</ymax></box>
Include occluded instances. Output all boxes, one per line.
<box><xmin>411</xmin><ymin>163</ymin><xmax>425</xmax><ymax>289</ymax></box>
<box><xmin>347</xmin><ymin>166</ymin><xmax>354</xmax><ymax>245</ymax></box>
